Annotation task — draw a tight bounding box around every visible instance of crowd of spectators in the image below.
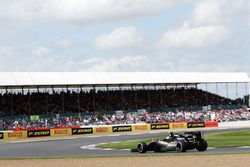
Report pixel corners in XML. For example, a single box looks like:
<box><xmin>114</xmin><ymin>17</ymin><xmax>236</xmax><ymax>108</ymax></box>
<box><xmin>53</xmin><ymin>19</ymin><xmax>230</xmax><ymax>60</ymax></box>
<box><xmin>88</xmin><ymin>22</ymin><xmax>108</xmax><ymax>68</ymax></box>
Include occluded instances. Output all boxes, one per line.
<box><xmin>0</xmin><ymin>87</ymin><xmax>247</xmax><ymax>130</ymax></box>
<box><xmin>3</xmin><ymin>108</ymin><xmax>250</xmax><ymax>130</ymax></box>
<box><xmin>0</xmin><ymin>88</ymin><xmax>239</xmax><ymax>117</ymax></box>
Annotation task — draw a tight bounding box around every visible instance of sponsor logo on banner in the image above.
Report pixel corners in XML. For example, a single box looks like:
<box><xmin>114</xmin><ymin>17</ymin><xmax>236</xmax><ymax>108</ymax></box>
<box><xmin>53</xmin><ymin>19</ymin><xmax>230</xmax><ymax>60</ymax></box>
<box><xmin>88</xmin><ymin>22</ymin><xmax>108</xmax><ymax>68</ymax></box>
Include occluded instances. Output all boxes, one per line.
<box><xmin>8</xmin><ymin>132</ymin><xmax>23</xmax><ymax>138</ymax></box>
<box><xmin>134</xmin><ymin>125</ymin><xmax>148</xmax><ymax>130</ymax></box>
<box><xmin>151</xmin><ymin>123</ymin><xmax>169</xmax><ymax>130</ymax></box>
<box><xmin>0</xmin><ymin>132</ymin><xmax>3</xmax><ymax>139</ymax></box>
<box><xmin>112</xmin><ymin>126</ymin><xmax>132</xmax><ymax>132</ymax></box>
<box><xmin>205</xmin><ymin>121</ymin><xmax>218</xmax><ymax>127</ymax></box>
<box><xmin>72</xmin><ymin>128</ymin><xmax>93</xmax><ymax>135</ymax></box>
<box><xmin>54</xmin><ymin>129</ymin><xmax>69</xmax><ymax>135</ymax></box>
<box><xmin>95</xmin><ymin>127</ymin><xmax>109</xmax><ymax>133</ymax></box>
<box><xmin>171</xmin><ymin>123</ymin><xmax>185</xmax><ymax>129</ymax></box>
<box><xmin>187</xmin><ymin>122</ymin><xmax>205</xmax><ymax>128</ymax></box>
<box><xmin>28</xmin><ymin>130</ymin><xmax>50</xmax><ymax>137</ymax></box>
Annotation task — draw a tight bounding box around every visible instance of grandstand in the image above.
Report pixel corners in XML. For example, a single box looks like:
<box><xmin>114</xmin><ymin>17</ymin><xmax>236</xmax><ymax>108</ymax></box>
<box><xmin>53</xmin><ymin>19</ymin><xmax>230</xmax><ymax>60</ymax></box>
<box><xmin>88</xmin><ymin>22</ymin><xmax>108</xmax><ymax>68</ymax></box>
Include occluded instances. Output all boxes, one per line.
<box><xmin>0</xmin><ymin>72</ymin><xmax>249</xmax><ymax>130</ymax></box>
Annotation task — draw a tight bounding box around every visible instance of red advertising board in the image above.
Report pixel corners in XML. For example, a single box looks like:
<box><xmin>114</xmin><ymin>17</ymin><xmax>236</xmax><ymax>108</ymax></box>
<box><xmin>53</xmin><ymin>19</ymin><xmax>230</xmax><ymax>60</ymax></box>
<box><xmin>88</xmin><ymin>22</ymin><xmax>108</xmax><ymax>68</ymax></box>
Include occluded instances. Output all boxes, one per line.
<box><xmin>205</xmin><ymin>121</ymin><xmax>218</xmax><ymax>127</ymax></box>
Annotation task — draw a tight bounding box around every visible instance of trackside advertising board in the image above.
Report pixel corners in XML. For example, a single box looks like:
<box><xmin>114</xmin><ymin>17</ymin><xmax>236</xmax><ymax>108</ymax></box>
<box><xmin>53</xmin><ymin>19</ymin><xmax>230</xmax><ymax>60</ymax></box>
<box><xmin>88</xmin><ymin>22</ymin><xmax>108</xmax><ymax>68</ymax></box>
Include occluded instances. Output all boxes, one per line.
<box><xmin>205</xmin><ymin>121</ymin><xmax>218</xmax><ymax>127</ymax></box>
<box><xmin>132</xmin><ymin>124</ymin><xmax>150</xmax><ymax>131</ymax></box>
<box><xmin>72</xmin><ymin>128</ymin><xmax>93</xmax><ymax>135</ymax></box>
<box><xmin>0</xmin><ymin>132</ymin><xmax>3</xmax><ymax>139</ymax></box>
<box><xmin>51</xmin><ymin>128</ymin><xmax>72</xmax><ymax>137</ymax></box>
<box><xmin>94</xmin><ymin>127</ymin><xmax>111</xmax><ymax>133</ymax></box>
<box><xmin>169</xmin><ymin>122</ymin><xmax>187</xmax><ymax>129</ymax></box>
<box><xmin>150</xmin><ymin>123</ymin><xmax>169</xmax><ymax>130</ymax></box>
<box><xmin>187</xmin><ymin>122</ymin><xmax>205</xmax><ymax>128</ymax></box>
<box><xmin>112</xmin><ymin>125</ymin><xmax>132</xmax><ymax>132</ymax></box>
<box><xmin>5</xmin><ymin>131</ymin><xmax>27</xmax><ymax>139</ymax></box>
<box><xmin>27</xmin><ymin>129</ymin><xmax>50</xmax><ymax>137</ymax></box>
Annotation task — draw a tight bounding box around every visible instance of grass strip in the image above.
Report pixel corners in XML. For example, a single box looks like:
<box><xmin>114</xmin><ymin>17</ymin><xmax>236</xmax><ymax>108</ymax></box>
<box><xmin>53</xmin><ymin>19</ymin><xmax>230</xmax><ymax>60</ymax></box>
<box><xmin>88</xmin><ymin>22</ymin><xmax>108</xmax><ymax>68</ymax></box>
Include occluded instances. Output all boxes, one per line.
<box><xmin>97</xmin><ymin>130</ymin><xmax>250</xmax><ymax>149</ymax></box>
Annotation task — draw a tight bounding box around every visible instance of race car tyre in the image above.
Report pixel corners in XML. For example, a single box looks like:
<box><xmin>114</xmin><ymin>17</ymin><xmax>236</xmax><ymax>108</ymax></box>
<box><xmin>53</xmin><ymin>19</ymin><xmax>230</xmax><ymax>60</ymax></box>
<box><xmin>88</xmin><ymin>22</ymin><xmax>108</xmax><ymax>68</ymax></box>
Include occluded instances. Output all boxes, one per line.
<box><xmin>196</xmin><ymin>139</ymin><xmax>208</xmax><ymax>151</ymax></box>
<box><xmin>176</xmin><ymin>142</ymin><xmax>186</xmax><ymax>152</ymax></box>
<box><xmin>137</xmin><ymin>142</ymin><xmax>147</xmax><ymax>153</ymax></box>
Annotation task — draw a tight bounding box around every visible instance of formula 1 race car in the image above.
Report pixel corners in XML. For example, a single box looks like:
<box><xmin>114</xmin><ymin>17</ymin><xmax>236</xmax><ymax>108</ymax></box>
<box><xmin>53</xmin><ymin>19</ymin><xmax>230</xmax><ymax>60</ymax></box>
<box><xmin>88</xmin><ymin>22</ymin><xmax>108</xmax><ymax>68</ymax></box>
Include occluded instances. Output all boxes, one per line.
<box><xmin>132</xmin><ymin>131</ymin><xmax>207</xmax><ymax>153</ymax></box>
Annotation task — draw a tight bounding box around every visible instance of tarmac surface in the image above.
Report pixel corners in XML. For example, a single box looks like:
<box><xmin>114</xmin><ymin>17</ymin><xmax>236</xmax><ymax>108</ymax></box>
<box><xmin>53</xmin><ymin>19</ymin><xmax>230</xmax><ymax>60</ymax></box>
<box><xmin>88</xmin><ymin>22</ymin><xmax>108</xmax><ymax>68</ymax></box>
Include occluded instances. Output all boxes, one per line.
<box><xmin>0</xmin><ymin>127</ymin><xmax>250</xmax><ymax>158</ymax></box>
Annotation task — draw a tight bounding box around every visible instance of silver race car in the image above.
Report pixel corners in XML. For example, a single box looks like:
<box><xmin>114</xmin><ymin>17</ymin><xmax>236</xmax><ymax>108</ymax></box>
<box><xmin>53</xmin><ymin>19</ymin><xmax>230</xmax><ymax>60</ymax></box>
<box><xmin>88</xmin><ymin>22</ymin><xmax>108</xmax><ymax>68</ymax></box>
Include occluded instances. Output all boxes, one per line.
<box><xmin>133</xmin><ymin>131</ymin><xmax>207</xmax><ymax>153</ymax></box>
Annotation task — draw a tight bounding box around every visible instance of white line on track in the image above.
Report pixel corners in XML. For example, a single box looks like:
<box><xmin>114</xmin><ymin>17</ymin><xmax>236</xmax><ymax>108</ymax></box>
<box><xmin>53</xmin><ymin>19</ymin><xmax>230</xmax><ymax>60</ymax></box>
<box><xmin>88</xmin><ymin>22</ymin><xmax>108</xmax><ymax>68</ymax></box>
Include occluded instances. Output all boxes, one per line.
<box><xmin>80</xmin><ymin>144</ymin><xmax>217</xmax><ymax>151</ymax></box>
<box><xmin>237</xmin><ymin>146</ymin><xmax>250</xmax><ymax>149</ymax></box>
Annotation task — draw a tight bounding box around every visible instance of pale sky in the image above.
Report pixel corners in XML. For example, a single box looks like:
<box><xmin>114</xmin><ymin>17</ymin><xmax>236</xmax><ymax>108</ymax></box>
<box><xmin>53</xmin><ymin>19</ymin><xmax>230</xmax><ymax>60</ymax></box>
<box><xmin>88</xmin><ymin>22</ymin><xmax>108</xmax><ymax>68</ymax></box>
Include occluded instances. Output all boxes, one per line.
<box><xmin>0</xmin><ymin>0</ymin><xmax>250</xmax><ymax>72</ymax></box>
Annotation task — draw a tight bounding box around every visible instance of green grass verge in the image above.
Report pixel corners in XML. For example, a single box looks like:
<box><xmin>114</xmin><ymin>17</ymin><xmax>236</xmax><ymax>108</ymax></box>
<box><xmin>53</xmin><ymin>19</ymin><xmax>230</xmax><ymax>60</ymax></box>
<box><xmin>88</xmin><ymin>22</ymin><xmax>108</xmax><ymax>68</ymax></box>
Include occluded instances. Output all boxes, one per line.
<box><xmin>206</xmin><ymin>130</ymin><xmax>250</xmax><ymax>148</ymax></box>
<box><xmin>97</xmin><ymin>130</ymin><xmax>250</xmax><ymax>149</ymax></box>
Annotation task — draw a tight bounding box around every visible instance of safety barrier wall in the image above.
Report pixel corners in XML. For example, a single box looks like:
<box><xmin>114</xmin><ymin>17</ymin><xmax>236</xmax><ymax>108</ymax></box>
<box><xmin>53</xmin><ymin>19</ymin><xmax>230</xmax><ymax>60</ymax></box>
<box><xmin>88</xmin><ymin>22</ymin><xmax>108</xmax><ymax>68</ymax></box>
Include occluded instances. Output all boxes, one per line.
<box><xmin>94</xmin><ymin>126</ymin><xmax>112</xmax><ymax>134</ymax></box>
<box><xmin>51</xmin><ymin>128</ymin><xmax>72</xmax><ymax>137</ymax></box>
<box><xmin>0</xmin><ymin>132</ymin><xmax>4</xmax><ymax>139</ymax></box>
<box><xmin>0</xmin><ymin>121</ymin><xmax>218</xmax><ymax>140</ymax></box>
<box><xmin>72</xmin><ymin>127</ymin><xmax>93</xmax><ymax>135</ymax></box>
<box><xmin>27</xmin><ymin>129</ymin><xmax>50</xmax><ymax>137</ymax></box>
<box><xmin>4</xmin><ymin>131</ymin><xmax>27</xmax><ymax>139</ymax></box>
<box><xmin>205</xmin><ymin>121</ymin><xmax>218</xmax><ymax>127</ymax></box>
<box><xmin>132</xmin><ymin>124</ymin><xmax>150</xmax><ymax>131</ymax></box>
<box><xmin>150</xmin><ymin>123</ymin><xmax>169</xmax><ymax>130</ymax></box>
<box><xmin>218</xmin><ymin>120</ymin><xmax>250</xmax><ymax>128</ymax></box>
<box><xmin>187</xmin><ymin>122</ymin><xmax>205</xmax><ymax>128</ymax></box>
<box><xmin>170</xmin><ymin>122</ymin><xmax>187</xmax><ymax>129</ymax></box>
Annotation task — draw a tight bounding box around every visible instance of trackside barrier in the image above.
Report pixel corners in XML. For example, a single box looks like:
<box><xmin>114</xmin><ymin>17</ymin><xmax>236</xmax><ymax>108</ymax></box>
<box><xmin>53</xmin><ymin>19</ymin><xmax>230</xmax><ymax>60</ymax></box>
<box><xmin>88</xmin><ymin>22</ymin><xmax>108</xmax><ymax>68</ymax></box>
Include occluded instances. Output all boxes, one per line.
<box><xmin>0</xmin><ymin>132</ymin><xmax>4</xmax><ymax>139</ymax></box>
<box><xmin>4</xmin><ymin>131</ymin><xmax>27</xmax><ymax>139</ymax></box>
<box><xmin>169</xmin><ymin>122</ymin><xmax>187</xmax><ymax>129</ymax></box>
<box><xmin>187</xmin><ymin>122</ymin><xmax>205</xmax><ymax>128</ymax></box>
<box><xmin>218</xmin><ymin>120</ymin><xmax>250</xmax><ymax>128</ymax></box>
<box><xmin>112</xmin><ymin>125</ymin><xmax>132</xmax><ymax>132</ymax></box>
<box><xmin>0</xmin><ymin>121</ymin><xmax>219</xmax><ymax>140</ymax></box>
<box><xmin>72</xmin><ymin>127</ymin><xmax>93</xmax><ymax>135</ymax></box>
<box><xmin>205</xmin><ymin>121</ymin><xmax>218</xmax><ymax>127</ymax></box>
<box><xmin>27</xmin><ymin>129</ymin><xmax>50</xmax><ymax>137</ymax></box>
<box><xmin>93</xmin><ymin>126</ymin><xmax>112</xmax><ymax>134</ymax></box>
<box><xmin>132</xmin><ymin>124</ymin><xmax>150</xmax><ymax>131</ymax></box>
<box><xmin>50</xmin><ymin>128</ymin><xmax>72</xmax><ymax>137</ymax></box>
<box><xmin>150</xmin><ymin>123</ymin><xmax>170</xmax><ymax>130</ymax></box>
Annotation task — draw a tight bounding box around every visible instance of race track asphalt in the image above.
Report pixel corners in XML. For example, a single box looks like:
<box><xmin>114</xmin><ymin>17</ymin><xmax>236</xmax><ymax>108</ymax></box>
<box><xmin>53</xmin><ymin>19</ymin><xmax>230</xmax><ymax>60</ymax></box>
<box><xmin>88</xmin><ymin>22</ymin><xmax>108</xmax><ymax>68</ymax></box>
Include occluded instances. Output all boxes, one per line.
<box><xmin>0</xmin><ymin>128</ymin><xmax>250</xmax><ymax>158</ymax></box>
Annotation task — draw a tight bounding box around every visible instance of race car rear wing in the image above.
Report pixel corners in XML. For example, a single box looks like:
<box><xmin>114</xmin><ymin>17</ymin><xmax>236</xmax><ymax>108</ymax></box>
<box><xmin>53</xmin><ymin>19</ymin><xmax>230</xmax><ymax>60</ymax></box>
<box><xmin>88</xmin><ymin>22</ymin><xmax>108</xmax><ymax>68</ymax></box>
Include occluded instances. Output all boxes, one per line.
<box><xmin>184</xmin><ymin>131</ymin><xmax>203</xmax><ymax>140</ymax></box>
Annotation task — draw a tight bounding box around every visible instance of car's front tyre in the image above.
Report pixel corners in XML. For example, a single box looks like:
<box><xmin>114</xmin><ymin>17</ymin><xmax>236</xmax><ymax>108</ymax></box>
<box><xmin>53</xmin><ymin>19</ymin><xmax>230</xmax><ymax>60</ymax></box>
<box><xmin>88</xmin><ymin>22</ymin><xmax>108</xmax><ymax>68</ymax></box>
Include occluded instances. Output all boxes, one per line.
<box><xmin>176</xmin><ymin>142</ymin><xmax>186</xmax><ymax>152</ymax></box>
<box><xmin>137</xmin><ymin>142</ymin><xmax>147</xmax><ymax>153</ymax></box>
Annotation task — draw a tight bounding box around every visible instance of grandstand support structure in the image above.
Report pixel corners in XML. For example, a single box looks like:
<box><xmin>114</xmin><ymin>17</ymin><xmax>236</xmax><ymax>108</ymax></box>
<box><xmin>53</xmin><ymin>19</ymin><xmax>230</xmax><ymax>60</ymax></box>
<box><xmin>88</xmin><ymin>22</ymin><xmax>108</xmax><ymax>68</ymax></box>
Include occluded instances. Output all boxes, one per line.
<box><xmin>0</xmin><ymin>72</ymin><xmax>248</xmax><ymax>89</ymax></box>
<box><xmin>0</xmin><ymin>72</ymin><xmax>249</xmax><ymax>118</ymax></box>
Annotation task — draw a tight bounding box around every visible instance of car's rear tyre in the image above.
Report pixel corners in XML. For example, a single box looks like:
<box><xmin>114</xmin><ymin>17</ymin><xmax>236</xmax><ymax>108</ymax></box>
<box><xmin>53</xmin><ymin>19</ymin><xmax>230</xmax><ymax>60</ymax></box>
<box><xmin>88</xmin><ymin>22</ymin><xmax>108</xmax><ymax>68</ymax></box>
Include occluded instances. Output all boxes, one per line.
<box><xmin>137</xmin><ymin>142</ymin><xmax>147</xmax><ymax>153</ymax></box>
<box><xmin>176</xmin><ymin>142</ymin><xmax>186</xmax><ymax>152</ymax></box>
<box><xmin>196</xmin><ymin>139</ymin><xmax>207</xmax><ymax>151</ymax></box>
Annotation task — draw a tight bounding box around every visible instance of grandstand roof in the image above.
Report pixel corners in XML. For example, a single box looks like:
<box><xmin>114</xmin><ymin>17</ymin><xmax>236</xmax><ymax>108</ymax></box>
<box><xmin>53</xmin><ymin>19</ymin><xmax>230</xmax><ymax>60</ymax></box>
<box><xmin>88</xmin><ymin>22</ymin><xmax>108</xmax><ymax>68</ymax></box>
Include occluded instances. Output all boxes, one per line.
<box><xmin>0</xmin><ymin>72</ymin><xmax>249</xmax><ymax>89</ymax></box>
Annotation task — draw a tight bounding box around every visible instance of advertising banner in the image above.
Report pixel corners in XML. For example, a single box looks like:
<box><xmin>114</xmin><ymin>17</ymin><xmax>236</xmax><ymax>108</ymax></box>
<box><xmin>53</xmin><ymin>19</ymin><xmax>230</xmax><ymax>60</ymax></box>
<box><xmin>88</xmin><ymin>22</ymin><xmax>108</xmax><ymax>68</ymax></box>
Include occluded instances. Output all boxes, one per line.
<box><xmin>112</xmin><ymin>125</ymin><xmax>132</xmax><ymax>132</ymax></box>
<box><xmin>0</xmin><ymin>132</ymin><xmax>3</xmax><ymax>139</ymax></box>
<box><xmin>27</xmin><ymin>129</ymin><xmax>50</xmax><ymax>137</ymax></box>
<box><xmin>187</xmin><ymin>122</ymin><xmax>205</xmax><ymax>128</ymax></box>
<box><xmin>51</xmin><ymin>128</ymin><xmax>71</xmax><ymax>136</ymax></box>
<box><xmin>94</xmin><ymin>127</ymin><xmax>110</xmax><ymax>133</ymax></box>
<box><xmin>5</xmin><ymin>131</ymin><xmax>27</xmax><ymax>139</ymax></box>
<box><xmin>205</xmin><ymin>121</ymin><xmax>218</xmax><ymax>127</ymax></box>
<box><xmin>169</xmin><ymin>122</ymin><xmax>187</xmax><ymax>129</ymax></box>
<box><xmin>133</xmin><ymin>124</ymin><xmax>149</xmax><ymax>131</ymax></box>
<box><xmin>72</xmin><ymin>128</ymin><xmax>93</xmax><ymax>135</ymax></box>
<box><xmin>30</xmin><ymin>115</ymin><xmax>40</xmax><ymax>121</ymax></box>
<box><xmin>150</xmin><ymin>123</ymin><xmax>169</xmax><ymax>130</ymax></box>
